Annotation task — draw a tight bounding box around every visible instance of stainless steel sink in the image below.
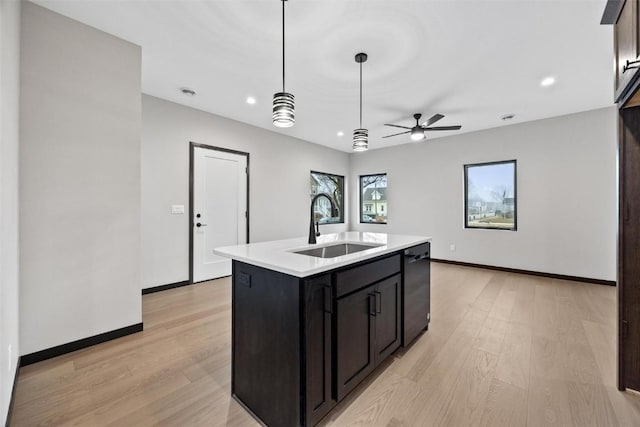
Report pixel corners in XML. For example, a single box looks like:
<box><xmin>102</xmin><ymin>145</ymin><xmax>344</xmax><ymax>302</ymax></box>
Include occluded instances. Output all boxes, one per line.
<box><xmin>293</xmin><ymin>243</ymin><xmax>382</xmax><ymax>258</ymax></box>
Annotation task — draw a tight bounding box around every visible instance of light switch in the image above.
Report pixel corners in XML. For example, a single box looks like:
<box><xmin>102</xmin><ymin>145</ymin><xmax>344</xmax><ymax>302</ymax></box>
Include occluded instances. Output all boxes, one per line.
<box><xmin>171</xmin><ymin>205</ymin><xmax>185</xmax><ymax>214</ymax></box>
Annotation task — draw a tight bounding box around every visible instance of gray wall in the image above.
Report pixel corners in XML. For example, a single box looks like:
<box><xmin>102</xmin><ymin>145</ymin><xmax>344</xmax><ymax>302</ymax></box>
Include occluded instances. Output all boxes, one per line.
<box><xmin>19</xmin><ymin>2</ymin><xmax>142</xmax><ymax>355</ymax></box>
<box><xmin>350</xmin><ymin>107</ymin><xmax>617</xmax><ymax>281</ymax></box>
<box><xmin>0</xmin><ymin>0</ymin><xmax>21</xmax><ymax>423</ymax></box>
<box><xmin>141</xmin><ymin>95</ymin><xmax>350</xmax><ymax>289</ymax></box>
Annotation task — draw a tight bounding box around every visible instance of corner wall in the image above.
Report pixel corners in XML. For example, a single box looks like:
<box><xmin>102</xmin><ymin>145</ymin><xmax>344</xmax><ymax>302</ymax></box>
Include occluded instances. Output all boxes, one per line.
<box><xmin>0</xmin><ymin>0</ymin><xmax>21</xmax><ymax>424</ymax></box>
<box><xmin>349</xmin><ymin>107</ymin><xmax>617</xmax><ymax>281</ymax></box>
<box><xmin>19</xmin><ymin>2</ymin><xmax>142</xmax><ymax>355</ymax></box>
<box><xmin>141</xmin><ymin>95</ymin><xmax>350</xmax><ymax>289</ymax></box>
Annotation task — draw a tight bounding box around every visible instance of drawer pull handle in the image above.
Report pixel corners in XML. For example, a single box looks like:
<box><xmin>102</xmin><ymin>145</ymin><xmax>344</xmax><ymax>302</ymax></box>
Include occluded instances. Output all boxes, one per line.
<box><xmin>369</xmin><ymin>294</ymin><xmax>377</xmax><ymax>316</ymax></box>
<box><xmin>374</xmin><ymin>291</ymin><xmax>382</xmax><ymax>314</ymax></box>
<box><xmin>623</xmin><ymin>59</ymin><xmax>640</xmax><ymax>73</ymax></box>
<box><xmin>323</xmin><ymin>285</ymin><xmax>333</xmax><ymax>314</ymax></box>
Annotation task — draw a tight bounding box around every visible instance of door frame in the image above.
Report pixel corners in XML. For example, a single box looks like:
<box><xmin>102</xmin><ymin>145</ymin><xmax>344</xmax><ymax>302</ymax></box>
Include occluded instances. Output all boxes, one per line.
<box><xmin>189</xmin><ymin>142</ymin><xmax>250</xmax><ymax>284</ymax></box>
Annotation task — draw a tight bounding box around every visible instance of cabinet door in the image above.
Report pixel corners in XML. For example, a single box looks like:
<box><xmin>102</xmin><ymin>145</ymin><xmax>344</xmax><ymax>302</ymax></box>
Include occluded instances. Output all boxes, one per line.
<box><xmin>336</xmin><ymin>284</ymin><xmax>376</xmax><ymax>401</ymax></box>
<box><xmin>615</xmin><ymin>0</ymin><xmax>640</xmax><ymax>99</ymax></box>
<box><xmin>373</xmin><ymin>274</ymin><xmax>402</xmax><ymax>365</ymax></box>
<box><xmin>619</xmin><ymin>108</ymin><xmax>640</xmax><ymax>391</ymax></box>
<box><xmin>304</xmin><ymin>276</ymin><xmax>335</xmax><ymax>426</ymax></box>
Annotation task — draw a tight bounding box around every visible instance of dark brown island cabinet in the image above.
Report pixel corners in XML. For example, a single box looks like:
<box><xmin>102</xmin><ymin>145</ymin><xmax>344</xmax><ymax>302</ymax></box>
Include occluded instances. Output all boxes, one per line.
<box><xmin>602</xmin><ymin>0</ymin><xmax>640</xmax><ymax>392</ymax></box>
<box><xmin>231</xmin><ymin>243</ymin><xmax>430</xmax><ymax>426</ymax></box>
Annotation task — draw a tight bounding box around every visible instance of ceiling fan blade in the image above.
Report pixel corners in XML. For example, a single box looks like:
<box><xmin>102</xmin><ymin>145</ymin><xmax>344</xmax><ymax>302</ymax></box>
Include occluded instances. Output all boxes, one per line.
<box><xmin>421</xmin><ymin>114</ymin><xmax>444</xmax><ymax>127</ymax></box>
<box><xmin>384</xmin><ymin>124</ymin><xmax>411</xmax><ymax>129</ymax></box>
<box><xmin>382</xmin><ymin>131</ymin><xmax>411</xmax><ymax>138</ymax></box>
<box><xmin>424</xmin><ymin>125</ymin><xmax>462</xmax><ymax>131</ymax></box>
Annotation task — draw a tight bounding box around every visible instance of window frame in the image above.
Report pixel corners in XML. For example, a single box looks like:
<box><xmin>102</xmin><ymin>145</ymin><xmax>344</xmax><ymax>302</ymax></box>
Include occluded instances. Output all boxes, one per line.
<box><xmin>359</xmin><ymin>173</ymin><xmax>388</xmax><ymax>224</ymax></box>
<box><xmin>310</xmin><ymin>170</ymin><xmax>345</xmax><ymax>224</ymax></box>
<box><xmin>464</xmin><ymin>159</ymin><xmax>517</xmax><ymax>231</ymax></box>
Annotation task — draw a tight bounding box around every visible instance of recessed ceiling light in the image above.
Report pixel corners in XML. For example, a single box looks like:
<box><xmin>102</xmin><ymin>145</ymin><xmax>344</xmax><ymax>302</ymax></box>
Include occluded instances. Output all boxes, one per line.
<box><xmin>501</xmin><ymin>114</ymin><xmax>515</xmax><ymax>121</ymax></box>
<box><xmin>337</xmin><ymin>131</ymin><xmax>344</xmax><ymax>137</ymax></box>
<box><xmin>540</xmin><ymin>76</ymin><xmax>556</xmax><ymax>87</ymax></box>
<box><xmin>246</xmin><ymin>96</ymin><xmax>256</xmax><ymax>105</ymax></box>
<box><xmin>180</xmin><ymin>87</ymin><xmax>196</xmax><ymax>97</ymax></box>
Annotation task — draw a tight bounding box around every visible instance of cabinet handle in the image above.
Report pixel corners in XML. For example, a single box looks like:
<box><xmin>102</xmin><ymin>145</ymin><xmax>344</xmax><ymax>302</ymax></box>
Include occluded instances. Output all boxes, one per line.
<box><xmin>625</xmin><ymin>202</ymin><xmax>630</xmax><ymax>223</ymax></box>
<box><xmin>369</xmin><ymin>294</ymin><xmax>377</xmax><ymax>316</ymax></box>
<box><xmin>323</xmin><ymin>285</ymin><xmax>333</xmax><ymax>314</ymax></box>
<box><xmin>623</xmin><ymin>59</ymin><xmax>640</xmax><ymax>73</ymax></box>
<box><xmin>374</xmin><ymin>291</ymin><xmax>382</xmax><ymax>314</ymax></box>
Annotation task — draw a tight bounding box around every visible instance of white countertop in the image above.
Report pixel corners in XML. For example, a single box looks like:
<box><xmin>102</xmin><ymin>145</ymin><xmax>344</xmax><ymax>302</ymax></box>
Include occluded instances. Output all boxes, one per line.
<box><xmin>214</xmin><ymin>232</ymin><xmax>431</xmax><ymax>278</ymax></box>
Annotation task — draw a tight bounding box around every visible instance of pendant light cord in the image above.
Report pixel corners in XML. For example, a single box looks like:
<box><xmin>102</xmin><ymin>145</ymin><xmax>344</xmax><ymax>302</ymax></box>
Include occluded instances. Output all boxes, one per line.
<box><xmin>282</xmin><ymin>0</ymin><xmax>286</xmax><ymax>92</ymax></box>
<box><xmin>359</xmin><ymin>61</ymin><xmax>363</xmax><ymax>128</ymax></box>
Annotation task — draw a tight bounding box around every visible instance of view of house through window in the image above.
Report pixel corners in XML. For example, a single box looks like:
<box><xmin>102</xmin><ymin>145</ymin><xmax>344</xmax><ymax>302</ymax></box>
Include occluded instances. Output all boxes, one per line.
<box><xmin>464</xmin><ymin>160</ymin><xmax>517</xmax><ymax>230</ymax></box>
<box><xmin>360</xmin><ymin>174</ymin><xmax>387</xmax><ymax>223</ymax></box>
<box><xmin>310</xmin><ymin>171</ymin><xmax>344</xmax><ymax>224</ymax></box>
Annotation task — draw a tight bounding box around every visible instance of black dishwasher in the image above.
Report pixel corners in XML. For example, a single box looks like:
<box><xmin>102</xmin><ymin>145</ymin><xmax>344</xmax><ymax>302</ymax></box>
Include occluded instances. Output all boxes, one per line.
<box><xmin>402</xmin><ymin>242</ymin><xmax>431</xmax><ymax>347</ymax></box>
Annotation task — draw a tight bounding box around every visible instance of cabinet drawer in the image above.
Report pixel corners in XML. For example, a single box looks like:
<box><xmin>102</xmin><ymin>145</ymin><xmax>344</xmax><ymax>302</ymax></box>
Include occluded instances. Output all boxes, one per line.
<box><xmin>336</xmin><ymin>254</ymin><xmax>401</xmax><ymax>298</ymax></box>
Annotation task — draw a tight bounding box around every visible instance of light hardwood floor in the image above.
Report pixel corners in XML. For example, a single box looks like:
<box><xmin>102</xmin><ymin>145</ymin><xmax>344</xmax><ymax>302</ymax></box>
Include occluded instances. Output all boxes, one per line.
<box><xmin>9</xmin><ymin>263</ymin><xmax>640</xmax><ymax>426</ymax></box>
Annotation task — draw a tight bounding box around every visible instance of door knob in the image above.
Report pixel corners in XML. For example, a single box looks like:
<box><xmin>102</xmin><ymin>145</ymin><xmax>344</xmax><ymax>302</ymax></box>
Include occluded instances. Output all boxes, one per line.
<box><xmin>196</xmin><ymin>222</ymin><xmax>207</xmax><ymax>228</ymax></box>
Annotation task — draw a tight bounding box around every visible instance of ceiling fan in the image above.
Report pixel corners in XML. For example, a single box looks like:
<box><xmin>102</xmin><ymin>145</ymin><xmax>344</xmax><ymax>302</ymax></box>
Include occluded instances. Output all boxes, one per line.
<box><xmin>383</xmin><ymin>113</ymin><xmax>462</xmax><ymax>141</ymax></box>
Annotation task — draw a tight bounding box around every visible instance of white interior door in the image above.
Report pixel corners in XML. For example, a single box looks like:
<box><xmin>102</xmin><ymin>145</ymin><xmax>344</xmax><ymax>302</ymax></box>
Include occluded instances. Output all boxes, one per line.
<box><xmin>193</xmin><ymin>147</ymin><xmax>247</xmax><ymax>282</ymax></box>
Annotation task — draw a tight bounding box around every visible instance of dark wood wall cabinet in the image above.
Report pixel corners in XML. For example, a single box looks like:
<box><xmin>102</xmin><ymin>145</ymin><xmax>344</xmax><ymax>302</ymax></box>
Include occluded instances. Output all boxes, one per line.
<box><xmin>605</xmin><ymin>0</ymin><xmax>640</xmax><ymax>106</ymax></box>
<box><xmin>603</xmin><ymin>0</ymin><xmax>640</xmax><ymax>392</ymax></box>
<box><xmin>232</xmin><ymin>243</ymin><xmax>430</xmax><ymax>426</ymax></box>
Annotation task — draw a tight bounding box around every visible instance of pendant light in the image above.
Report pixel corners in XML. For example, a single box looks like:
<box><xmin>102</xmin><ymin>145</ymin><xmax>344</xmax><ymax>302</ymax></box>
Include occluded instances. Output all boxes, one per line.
<box><xmin>273</xmin><ymin>0</ymin><xmax>295</xmax><ymax>128</ymax></box>
<box><xmin>353</xmin><ymin>52</ymin><xmax>368</xmax><ymax>151</ymax></box>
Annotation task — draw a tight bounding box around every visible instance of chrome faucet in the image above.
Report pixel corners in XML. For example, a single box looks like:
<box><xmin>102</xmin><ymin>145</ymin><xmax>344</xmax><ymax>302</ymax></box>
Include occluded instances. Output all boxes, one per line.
<box><xmin>309</xmin><ymin>193</ymin><xmax>339</xmax><ymax>244</ymax></box>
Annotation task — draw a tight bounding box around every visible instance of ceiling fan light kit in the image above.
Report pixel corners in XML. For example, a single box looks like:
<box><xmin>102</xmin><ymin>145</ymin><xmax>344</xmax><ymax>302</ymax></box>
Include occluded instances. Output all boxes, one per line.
<box><xmin>410</xmin><ymin>127</ymin><xmax>425</xmax><ymax>141</ymax></box>
<box><xmin>273</xmin><ymin>0</ymin><xmax>295</xmax><ymax>128</ymax></box>
<box><xmin>383</xmin><ymin>113</ymin><xmax>462</xmax><ymax>141</ymax></box>
<box><xmin>353</xmin><ymin>52</ymin><xmax>369</xmax><ymax>152</ymax></box>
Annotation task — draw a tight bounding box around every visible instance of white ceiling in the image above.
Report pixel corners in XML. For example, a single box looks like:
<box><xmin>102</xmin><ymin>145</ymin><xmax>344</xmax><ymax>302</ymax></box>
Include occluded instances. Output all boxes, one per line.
<box><xmin>34</xmin><ymin>0</ymin><xmax>613</xmax><ymax>152</ymax></box>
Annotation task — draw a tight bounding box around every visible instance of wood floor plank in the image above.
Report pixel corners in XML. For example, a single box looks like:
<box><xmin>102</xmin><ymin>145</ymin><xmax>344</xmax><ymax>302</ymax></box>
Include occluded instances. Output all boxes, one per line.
<box><xmin>486</xmin><ymin>275</ymin><xmax>518</xmax><ymax>322</ymax></box>
<box><xmin>473</xmin><ymin>316</ymin><xmax>508</xmax><ymax>356</ymax></box>
<box><xmin>606</xmin><ymin>385</ymin><xmax>640</xmax><ymax>427</ymax></box>
<box><xmin>566</xmin><ymin>381</ymin><xmax>619</xmax><ymax>427</ymax></box>
<box><xmin>494</xmin><ymin>322</ymin><xmax>532</xmax><ymax>390</ymax></box>
<box><xmin>479</xmin><ymin>378</ymin><xmax>528</xmax><ymax>427</ymax></box>
<box><xmin>582</xmin><ymin>319</ymin><xmax>617</xmax><ymax>387</ymax></box>
<box><xmin>434</xmin><ymin>348</ymin><xmax>499</xmax><ymax>427</ymax></box>
<box><xmin>526</xmin><ymin>376</ymin><xmax>573</xmax><ymax>427</ymax></box>
<box><xmin>508</xmin><ymin>275</ymin><xmax>537</xmax><ymax>326</ymax></box>
<box><xmin>532</xmin><ymin>281</ymin><xmax>559</xmax><ymax>340</ymax></box>
<box><xmin>529</xmin><ymin>335</ymin><xmax>563</xmax><ymax>381</ymax></box>
<box><xmin>321</xmin><ymin>371</ymin><xmax>418</xmax><ymax>427</ymax></box>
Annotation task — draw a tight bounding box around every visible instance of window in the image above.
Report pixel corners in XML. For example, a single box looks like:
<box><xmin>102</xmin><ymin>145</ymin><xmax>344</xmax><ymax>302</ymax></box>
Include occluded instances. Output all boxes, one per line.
<box><xmin>360</xmin><ymin>173</ymin><xmax>387</xmax><ymax>224</ymax></box>
<box><xmin>464</xmin><ymin>160</ymin><xmax>517</xmax><ymax>231</ymax></box>
<box><xmin>310</xmin><ymin>171</ymin><xmax>344</xmax><ymax>224</ymax></box>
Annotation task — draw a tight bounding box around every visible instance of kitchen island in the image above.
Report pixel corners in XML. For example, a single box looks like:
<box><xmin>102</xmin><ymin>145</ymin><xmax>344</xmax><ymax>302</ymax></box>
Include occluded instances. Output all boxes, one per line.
<box><xmin>215</xmin><ymin>232</ymin><xmax>431</xmax><ymax>427</ymax></box>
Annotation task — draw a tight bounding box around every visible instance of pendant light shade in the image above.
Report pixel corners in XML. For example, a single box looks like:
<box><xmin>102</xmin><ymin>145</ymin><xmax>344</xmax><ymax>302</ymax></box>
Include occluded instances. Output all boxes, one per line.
<box><xmin>273</xmin><ymin>0</ymin><xmax>294</xmax><ymax>128</ymax></box>
<box><xmin>352</xmin><ymin>129</ymin><xmax>368</xmax><ymax>151</ymax></box>
<box><xmin>273</xmin><ymin>92</ymin><xmax>295</xmax><ymax>128</ymax></box>
<box><xmin>353</xmin><ymin>52</ymin><xmax>368</xmax><ymax>152</ymax></box>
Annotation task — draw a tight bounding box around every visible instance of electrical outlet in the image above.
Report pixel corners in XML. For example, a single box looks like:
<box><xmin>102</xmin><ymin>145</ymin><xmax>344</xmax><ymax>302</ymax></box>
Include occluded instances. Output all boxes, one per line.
<box><xmin>450</xmin><ymin>244</ymin><xmax>456</xmax><ymax>251</ymax></box>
